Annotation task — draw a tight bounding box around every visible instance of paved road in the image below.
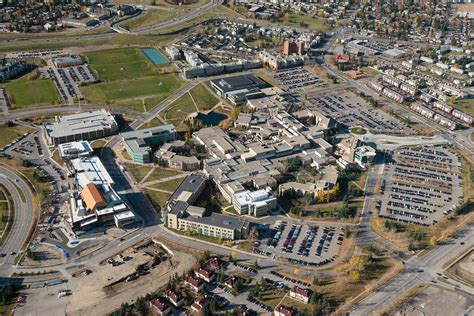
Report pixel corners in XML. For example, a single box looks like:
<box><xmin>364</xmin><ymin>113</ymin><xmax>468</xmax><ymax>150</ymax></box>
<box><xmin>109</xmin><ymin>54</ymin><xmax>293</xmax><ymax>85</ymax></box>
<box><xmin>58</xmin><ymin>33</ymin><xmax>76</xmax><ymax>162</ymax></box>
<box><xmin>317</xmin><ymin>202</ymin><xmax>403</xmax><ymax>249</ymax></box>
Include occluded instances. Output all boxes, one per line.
<box><xmin>355</xmin><ymin>155</ymin><xmax>404</xmax><ymax>257</ymax></box>
<box><xmin>0</xmin><ymin>166</ymin><xmax>35</xmax><ymax>282</ymax></box>
<box><xmin>0</xmin><ymin>0</ymin><xmax>222</xmax><ymax>48</ymax></box>
<box><xmin>350</xmin><ymin>224</ymin><xmax>474</xmax><ymax>315</ymax></box>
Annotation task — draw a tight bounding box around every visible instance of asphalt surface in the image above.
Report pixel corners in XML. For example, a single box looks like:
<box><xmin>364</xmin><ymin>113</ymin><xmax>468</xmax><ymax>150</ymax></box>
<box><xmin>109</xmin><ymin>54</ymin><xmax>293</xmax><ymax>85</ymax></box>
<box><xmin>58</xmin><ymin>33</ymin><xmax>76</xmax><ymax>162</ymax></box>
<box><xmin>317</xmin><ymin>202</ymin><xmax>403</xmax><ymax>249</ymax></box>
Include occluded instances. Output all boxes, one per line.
<box><xmin>350</xmin><ymin>224</ymin><xmax>474</xmax><ymax>315</ymax></box>
<box><xmin>0</xmin><ymin>166</ymin><xmax>35</xmax><ymax>282</ymax></box>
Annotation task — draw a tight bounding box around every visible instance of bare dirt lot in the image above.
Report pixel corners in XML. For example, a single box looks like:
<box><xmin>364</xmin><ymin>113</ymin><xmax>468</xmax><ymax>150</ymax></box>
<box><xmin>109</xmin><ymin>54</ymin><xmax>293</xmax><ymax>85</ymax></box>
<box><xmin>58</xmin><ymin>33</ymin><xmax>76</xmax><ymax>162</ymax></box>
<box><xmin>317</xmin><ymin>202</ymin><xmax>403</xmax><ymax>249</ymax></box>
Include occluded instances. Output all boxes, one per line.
<box><xmin>392</xmin><ymin>286</ymin><xmax>474</xmax><ymax>316</ymax></box>
<box><xmin>16</xmin><ymin>239</ymin><xmax>197</xmax><ymax>316</ymax></box>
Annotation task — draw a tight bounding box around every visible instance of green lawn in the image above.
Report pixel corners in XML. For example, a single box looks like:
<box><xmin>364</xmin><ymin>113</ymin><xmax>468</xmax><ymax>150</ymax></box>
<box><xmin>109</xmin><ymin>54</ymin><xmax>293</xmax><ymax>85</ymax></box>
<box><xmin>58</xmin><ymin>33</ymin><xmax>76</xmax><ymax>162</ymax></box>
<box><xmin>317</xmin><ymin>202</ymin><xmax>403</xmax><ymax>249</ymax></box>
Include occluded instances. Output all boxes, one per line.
<box><xmin>351</xmin><ymin>127</ymin><xmax>367</xmax><ymax>135</ymax></box>
<box><xmin>189</xmin><ymin>84</ymin><xmax>219</xmax><ymax>111</ymax></box>
<box><xmin>0</xmin><ymin>126</ymin><xmax>25</xmax><ymax>148</ymax></box>
<box><xmin>84</xmin><ymin>47</ymin><xmax>158</xmax><ymax>81</ymax></box>
<box><xmin>120</xmin><ymin>9</ymin><xmax>176</xmax><ymax>30</ymax></box>
<box><xmin>145</xmin><ymin>167</ymin><xmax>182</xmax><ymax>182</ymax></box>
<box><xmin>140</xmin><ymin>117</ymin><xmax>164</xmax><ymax>129</ymax></box>
<box><xmin>277</xmin><ymin>12</ymin><xmax>330</xmax><ymax>32</ymax></box>
<box><xmin>1</xmin><ymin>78</ymin><xmax>60</xmax><ymax>109</ymax></box>
<box><xmin>453</xmin><ymin>98</ymin><xmax>474</xmax><ymax>117</ymax></box>
<box><xmin>80</xmin><ymin>74</ymin><xmax>182</xmax><ymax>103</ymax></box>
<box><xmin>124</xmin><ymin>163</ymin><xmax>153</xmax><ymax>183</ymax></box>
<box><xmin>161</xmin><ymin>92</ymin><xmax>196</xmax><ymax>126</ymax></box>
<box><xmin>151</xmin><ymin>178</ymin><xmax>184</xmax><ymax>192</ymax></box>
<box><xmin>0</xmin><ymin>201</ymin><xmax>8</xmax><ymax>232</ymax></box>
<box><xmin>144</xmin><ymin>189</ymin><xmax>171</xmax><ymax>208</ymax></box>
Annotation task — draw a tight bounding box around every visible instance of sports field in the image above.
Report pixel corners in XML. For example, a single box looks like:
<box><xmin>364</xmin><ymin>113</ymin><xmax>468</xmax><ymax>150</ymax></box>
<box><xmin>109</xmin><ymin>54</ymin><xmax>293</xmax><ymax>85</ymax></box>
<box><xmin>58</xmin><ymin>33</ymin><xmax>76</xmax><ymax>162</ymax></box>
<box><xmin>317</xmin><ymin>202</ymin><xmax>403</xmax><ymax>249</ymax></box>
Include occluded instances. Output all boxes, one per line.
<box><xmin>81</xmin><ymin>74</ymin><xmax>181</xmax><ymax>103</ymax></box>
<box><xmin>81</xmin><ymin>47</ymin><xmax>183</xmax><ymax>110</ymax></box>
<box><xmin>84</xmin><ymin>47</ymin><xmax>159</xmax><ymax>81</ymax></box>
<box><xmin>0</xmin><ymin>78</ymin><xmax>61</xmax><ymax>109</ymax></box>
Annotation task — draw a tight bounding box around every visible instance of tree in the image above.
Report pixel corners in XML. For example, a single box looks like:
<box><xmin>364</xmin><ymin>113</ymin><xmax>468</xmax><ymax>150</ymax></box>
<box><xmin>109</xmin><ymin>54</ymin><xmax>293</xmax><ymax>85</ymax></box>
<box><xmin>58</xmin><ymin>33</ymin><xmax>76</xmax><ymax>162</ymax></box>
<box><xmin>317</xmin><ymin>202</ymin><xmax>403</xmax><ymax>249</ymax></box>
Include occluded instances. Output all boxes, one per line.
<box><xmin>429</xmin><ymin>236</ymin><xmax>438</xmax><ymax>246</ymax></box>
<box><xmin>233</xmin><ymin>278</ymin><xmax>243</xmax><ymax>292</ymax></box>
<box><xmin>251</xmin><ymin>260</ymin><xmax>260</xmax><ymax>270</ymax></box>
<box><xmin>349</xmin><ymin>270</ymin><xmax>360</xmax><ymax>281</ymax></box>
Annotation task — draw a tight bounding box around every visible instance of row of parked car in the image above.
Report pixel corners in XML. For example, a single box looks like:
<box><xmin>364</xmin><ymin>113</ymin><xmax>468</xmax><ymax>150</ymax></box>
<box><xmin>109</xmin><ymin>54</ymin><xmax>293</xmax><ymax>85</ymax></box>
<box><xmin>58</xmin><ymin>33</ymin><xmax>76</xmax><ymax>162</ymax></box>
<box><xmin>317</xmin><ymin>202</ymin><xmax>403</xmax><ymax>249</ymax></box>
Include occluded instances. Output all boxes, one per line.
<box><xmin>270</xmin><ymin>271</ymin><xmax>310</xmax><ymax>288</ymax></box>
<box><xmin>282</xmin><ymin>224</ymin><xmax>302</xmax><ymax>253</ymax></box>
<box><xmin>297</xmin><ymin>226</ymin><xmax>318</xmax><ymax>257</ymax></box>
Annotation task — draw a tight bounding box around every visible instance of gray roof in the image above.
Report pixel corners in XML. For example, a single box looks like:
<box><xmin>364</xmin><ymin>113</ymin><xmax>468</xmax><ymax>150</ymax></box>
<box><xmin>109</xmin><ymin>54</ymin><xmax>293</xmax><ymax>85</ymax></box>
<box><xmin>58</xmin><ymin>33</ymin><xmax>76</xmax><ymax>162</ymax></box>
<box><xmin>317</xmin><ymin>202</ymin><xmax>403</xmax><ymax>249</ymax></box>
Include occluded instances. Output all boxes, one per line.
<box><xmin>45</xmin><ymin>109</ymin><xmax>118</xmax><ymax>139</ymax></box>
<box><xmin>169</xmin><ymin>173</ymin><xmax>206</xmax><ymax>202</ymax></box>
<box><xmin>182</xmin><ymin>209</ymin><xmax>250</xmax><ymax>231</ymax></box>
<box><xmin>211</xmin><ymin>74</ymin><xmax>268</xmax><ymax>93</ymax></box>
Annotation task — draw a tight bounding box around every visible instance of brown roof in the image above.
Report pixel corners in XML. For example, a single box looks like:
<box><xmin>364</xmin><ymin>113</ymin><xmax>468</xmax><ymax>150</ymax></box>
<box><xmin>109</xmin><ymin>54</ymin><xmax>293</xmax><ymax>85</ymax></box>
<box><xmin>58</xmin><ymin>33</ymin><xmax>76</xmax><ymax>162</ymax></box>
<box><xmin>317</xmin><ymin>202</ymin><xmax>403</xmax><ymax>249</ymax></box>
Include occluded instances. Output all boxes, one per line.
<box><xmin>275</xmin><ymin>305</ymin><xmax>296</xmax><ymax>316</ymax></box>
<box><xmin>291</xmin><ymin>285</ymin><xmax>312</xmax><ymax>298</ymax></box>
<box><xmin>80</xmin><ymin>183</ymin><xmax>106</xmax><ymax>211</ymax></box>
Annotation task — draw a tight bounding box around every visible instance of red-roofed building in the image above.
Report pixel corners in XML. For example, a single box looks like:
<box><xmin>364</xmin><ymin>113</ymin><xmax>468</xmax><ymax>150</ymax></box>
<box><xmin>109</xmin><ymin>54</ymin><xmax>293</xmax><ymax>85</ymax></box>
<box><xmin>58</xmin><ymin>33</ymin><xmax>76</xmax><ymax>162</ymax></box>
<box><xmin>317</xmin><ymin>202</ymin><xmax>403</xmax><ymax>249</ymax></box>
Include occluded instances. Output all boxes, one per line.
<box><xmin>148</xmin><ymin>299</ymin><xmax>171</xmax><ymax>316</ymax></box>
<box><xmin>289</xmin><ymin>286</ymin><xmax>312</xmax><ymax>303</ymax></box>
<box><xmin>195</xmin><ymin>267</ymin><xmax>215</xmax><ymax>283</ymax></box>
<box><xmin>225</xmin><ymin>276</ymin><xmax>237</xmax><ymax>289</ymax></box>
<box><xmin>185</xmin><ymin>276</ymin><xmax>204</xmax><ymax>292</ymax></box>
<box><xmin>333</xmin><ymin>54</ymin><xmax>350</xmax><ymax>64</ymax></box>
<box><xmin>164</xmin><ymin>289</ymin><xmax>183</xmax><ymax>307</ymax></box>
<box><xmin>209</xmin><ymin>257</ymin><xmax>222</xmax><ymax>270</ymax></box>
<box><xmin>274</xmin><ymin>304</ymin><xmax>297</xmax><ymax>316</ymax></box>
<box><xmin>191</xmin><ymin>295</ymin><xmax>210</xmax><ymax>313</ymax></box>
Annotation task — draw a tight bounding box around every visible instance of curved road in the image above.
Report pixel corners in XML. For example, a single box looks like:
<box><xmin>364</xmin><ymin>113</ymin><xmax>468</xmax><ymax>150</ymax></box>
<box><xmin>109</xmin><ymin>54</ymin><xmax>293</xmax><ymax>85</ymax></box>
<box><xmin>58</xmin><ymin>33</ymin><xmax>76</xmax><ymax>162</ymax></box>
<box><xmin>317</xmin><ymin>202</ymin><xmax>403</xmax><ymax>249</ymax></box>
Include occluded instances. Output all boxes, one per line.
<box><xmin>0</xmin><ymin>166</ymin><xmax>35</xmax><ymax>282</ymax></box>
<box><xmin>0</xmin><ymin>0</ymin><xmax>223</xmax><ymax>47</ymax></box>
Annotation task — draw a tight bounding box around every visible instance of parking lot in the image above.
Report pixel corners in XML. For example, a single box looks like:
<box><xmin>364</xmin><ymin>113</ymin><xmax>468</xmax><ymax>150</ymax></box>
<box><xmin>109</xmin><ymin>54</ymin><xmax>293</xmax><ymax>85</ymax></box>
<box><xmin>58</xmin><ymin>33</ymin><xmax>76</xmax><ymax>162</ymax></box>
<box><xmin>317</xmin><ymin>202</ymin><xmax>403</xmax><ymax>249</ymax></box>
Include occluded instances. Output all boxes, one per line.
<box><xmin>43</xmin><ymin>64</ymin><xmax>95</xmax><ymax>104</ymax></box>
<box><xmin>307</xmin><ymin>90</ymin><xmax>415</xmax><ymax>135</ymax></box>
<box><xmin>254</xmin><ymin>221</ymin><xmax>345</xmax><ymax>267</ymax></box>
<box><xmin>274</xmin><ymin>67</ymin><xmax>326</xmax><ymax>91</ymax></box>
<box><xmin>378</xmin><ymin>146</ymin><xmax>463</xmax><ymax>226</ymax></box>
<box><xmin>2</xmin><ymin>124</ymin><xmax>72</xmax><ymax>204</ymax></box>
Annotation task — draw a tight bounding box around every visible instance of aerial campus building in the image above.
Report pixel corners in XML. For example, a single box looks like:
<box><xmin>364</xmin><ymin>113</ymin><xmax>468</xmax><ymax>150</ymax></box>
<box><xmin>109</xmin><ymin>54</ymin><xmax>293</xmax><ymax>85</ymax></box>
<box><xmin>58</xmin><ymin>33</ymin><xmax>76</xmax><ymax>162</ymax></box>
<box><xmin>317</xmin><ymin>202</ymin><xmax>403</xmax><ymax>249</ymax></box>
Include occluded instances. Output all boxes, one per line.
<box><xmin>164</xmin><ymin>174</ymin><xmax>252</xmax><ymax>240</ymax></box>
<box><xmin>66</xmin><ymin>154</ymin><xmax>135</xmax><ymax>232</ymax></box>
<box><xmin>120</xmin><ymin>125</ymin><xmax>176</xmax><ymax>164</ymax></box>
<box><xmin>44</xmin><ymin>109</ymin><xmax>118</xmax><ymax>145</ymax></box>
<box><xmin>0</xmin><ymin>58</ymin><xmax>30</xmax><ymax>82</ymax></box>
<box><xmin>210</xmin><ymin>74</ymin><xmax>269</xmax><ymax>105</ymax></box>
<box><xmin>58</xmin><ymin>141</ymin><xmax>94</xmax><ymax>161</ymax></box>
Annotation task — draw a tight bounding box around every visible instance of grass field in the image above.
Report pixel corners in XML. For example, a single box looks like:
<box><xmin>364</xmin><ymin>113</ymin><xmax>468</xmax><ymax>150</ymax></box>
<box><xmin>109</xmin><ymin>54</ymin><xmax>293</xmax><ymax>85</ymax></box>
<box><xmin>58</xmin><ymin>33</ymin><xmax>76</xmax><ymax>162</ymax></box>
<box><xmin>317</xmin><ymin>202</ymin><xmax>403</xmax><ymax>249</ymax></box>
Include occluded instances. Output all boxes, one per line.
<box><xmin>139</xmin><ymin>116</ymin><xmax>164</xmax><ymax>129</ymax></box>
<box><xmin>161</xmin><ymin>92</ymin><xmax>196</xmax><ymax>126</ymax></box>
<box><xmin>84</xmin><ymin>47</ymin><xmax>159</xmax><ymax>81</ymax></box>
<box><xmin>0</xmin><ymin>125</ymin><xmax>30</xmax><ymax>148</ymax></box>
<box><xmin>124</xmin><ymin>163</ymin><xmax>153</xmax><ymax>183</ymax></box>
<box><xmin>350</xmin><ymin>127</ymin><xmax>367</xmax><ymax>135</ymax></box>
<box><xmin>1</xmin><ymin>78</ymin><xmax>60</xmax><ymax>109</ymax></box>
<box><xmin>81</xmin><ymin>74</ymin><xmax>181</xmax><ymax>103</ymax></box>
<box><xmin>81</xmin><ymin>47</ymin><xmax>183</xmax><ymax>109</ymax></box>
<box><xmin>121</xmin><ymin>9</ymin><xmax>176</xmax><ymax>30</ymax></box>
<box><xmin>145</xmin><ymin>167</ymin><xmax>182</xmax><ymax>182</ymax></box>
<box><xmin>277</xmin><ymin>12</ymin><xmax>330</xmax><ymax>32</ymax></box>
<box><xmin>144</xmin><ymin>189</ymin><xmax>171</xmax><ymax>208</ymax></box>
<box><xmin>189</xmin><ymin>84</ymin><xmax>219</xmax><ymax>111</ymax></box>
<box><xmin>453</xmin><ymin>98</ymin><xmax>474</xmax><ymax>117</ymax></box>
<box><xmin>150</xmin><ymin>178</ymin><xmax>183</xmax><ymax>192</ymax></box>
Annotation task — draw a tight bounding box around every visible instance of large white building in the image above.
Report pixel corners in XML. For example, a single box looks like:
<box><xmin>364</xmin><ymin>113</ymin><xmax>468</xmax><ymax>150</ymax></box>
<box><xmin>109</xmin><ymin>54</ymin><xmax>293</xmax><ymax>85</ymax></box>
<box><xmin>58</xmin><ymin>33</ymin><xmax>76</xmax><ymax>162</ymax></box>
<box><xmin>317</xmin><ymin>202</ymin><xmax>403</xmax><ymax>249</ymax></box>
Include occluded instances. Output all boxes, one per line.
<box><xmin>58</xmin><ymin>141</ymin><xmax>94</xmax><ymax>160</ymax></box>
<box><xmin>233</xmin><ymin>189</ymin><xmax>277</xmax><ymax>217</ymax></box>
<box><xmin>44</xmin><ymin>109</ymin><xmax>118</xmax><ymax>145</ymax></box>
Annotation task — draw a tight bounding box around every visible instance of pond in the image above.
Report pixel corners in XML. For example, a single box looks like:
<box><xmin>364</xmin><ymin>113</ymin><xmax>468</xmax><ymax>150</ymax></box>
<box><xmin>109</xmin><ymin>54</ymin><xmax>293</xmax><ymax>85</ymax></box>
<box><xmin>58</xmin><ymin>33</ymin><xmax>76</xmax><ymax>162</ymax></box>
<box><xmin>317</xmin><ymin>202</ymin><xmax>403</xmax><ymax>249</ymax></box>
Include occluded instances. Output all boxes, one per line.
<box><xmin>142</xmin><ymin>48</ymin><xmax>169</xmax><ymax>65</ymax></box>
<box><xmin>195</xmin><ymin>111</ymin><xmax>228</xmax><ymax>126</ymax></box>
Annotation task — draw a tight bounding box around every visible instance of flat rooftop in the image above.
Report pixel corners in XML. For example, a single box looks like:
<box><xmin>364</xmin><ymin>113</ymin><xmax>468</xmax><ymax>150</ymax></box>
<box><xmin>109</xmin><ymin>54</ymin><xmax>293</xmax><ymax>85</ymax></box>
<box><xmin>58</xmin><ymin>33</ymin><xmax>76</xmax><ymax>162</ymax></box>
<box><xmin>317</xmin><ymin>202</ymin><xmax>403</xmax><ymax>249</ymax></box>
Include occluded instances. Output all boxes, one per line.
<box><xmin>71</xmin><ymin>156</ymin><xmax>114</xmax><ymax>189</ymax></box>
<box><xmin>45</xmin><ymin>109</ymin><xmax>118</xmax><ymax>139</ymax></box>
